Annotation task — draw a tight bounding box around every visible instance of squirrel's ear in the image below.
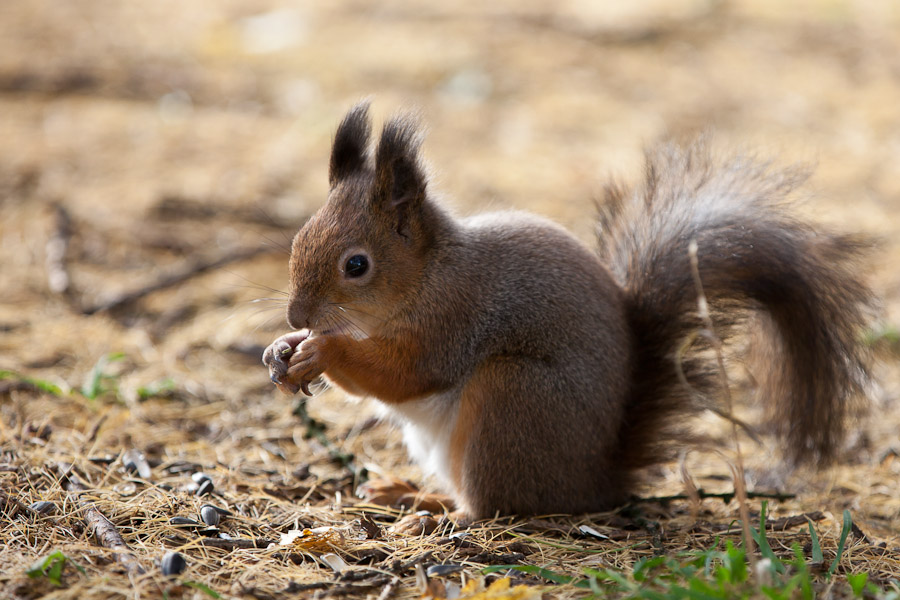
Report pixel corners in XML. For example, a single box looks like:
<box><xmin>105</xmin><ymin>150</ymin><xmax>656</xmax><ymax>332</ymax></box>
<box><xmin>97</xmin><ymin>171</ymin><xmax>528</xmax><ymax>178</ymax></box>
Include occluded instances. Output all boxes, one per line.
<box><xmin>374</xmin><ymin>114</ymin><xmax>427</xmax><ymax>238</ymax></box>
<box><xmin>329</xmin><ymin>101</ymin><xmax>372</xmax><ymax>186</ymax></box>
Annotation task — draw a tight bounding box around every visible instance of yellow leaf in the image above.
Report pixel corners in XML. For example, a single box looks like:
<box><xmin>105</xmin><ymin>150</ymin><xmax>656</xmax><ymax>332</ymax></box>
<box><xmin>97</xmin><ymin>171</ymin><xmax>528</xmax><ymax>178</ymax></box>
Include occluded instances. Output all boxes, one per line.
<box><xmin>457</xmin><ymin>577</ymin><xmax>540</xmax><ymax>600</ymax></box>
<box><xmin>279</xmin><ymin>527</ymin><xmax>344</xmax><ymax>552</ymax></box>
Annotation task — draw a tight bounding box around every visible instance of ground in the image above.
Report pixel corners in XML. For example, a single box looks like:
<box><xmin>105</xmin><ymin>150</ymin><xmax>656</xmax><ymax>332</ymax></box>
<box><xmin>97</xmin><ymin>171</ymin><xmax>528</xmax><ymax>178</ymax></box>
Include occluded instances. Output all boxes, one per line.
<box><xmin>1</xmin><ymin>1</ymin><xmax>900</xmax><ymax>599</ymax></box>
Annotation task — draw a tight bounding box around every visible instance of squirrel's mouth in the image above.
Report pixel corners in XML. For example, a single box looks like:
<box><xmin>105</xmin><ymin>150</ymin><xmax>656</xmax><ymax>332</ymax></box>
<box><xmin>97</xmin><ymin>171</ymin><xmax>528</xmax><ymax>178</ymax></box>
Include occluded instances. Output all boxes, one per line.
<box><xmin>309</xmin><ymin>308</ymin><xmax>375</xmax><ymax>341</ymax></box>
<box><xmin>313</xmin><ymin>325</ymin><xmax>371</xmax><ymax>341</ymax></box>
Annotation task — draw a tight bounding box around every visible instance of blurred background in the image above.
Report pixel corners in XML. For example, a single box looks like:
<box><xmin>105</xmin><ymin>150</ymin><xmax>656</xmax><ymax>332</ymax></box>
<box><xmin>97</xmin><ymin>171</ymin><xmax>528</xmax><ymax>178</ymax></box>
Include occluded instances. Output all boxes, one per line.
<box><xmin>1</xmin><ymin>0</ymin><xmax>899</xmax><ymax>513</ymax></box>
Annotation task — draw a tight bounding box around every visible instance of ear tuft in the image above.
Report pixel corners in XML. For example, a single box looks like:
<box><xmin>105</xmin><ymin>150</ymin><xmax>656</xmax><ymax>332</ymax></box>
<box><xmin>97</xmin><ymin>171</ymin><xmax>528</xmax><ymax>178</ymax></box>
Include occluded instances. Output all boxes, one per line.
<box><xmin>374</xmin><ymin>113</ymin><xmax>426</xmax><ymax>211</ymax></box>
<box><xmin>329</xmin><ymin>101</ymin><xmax>372</xmax><ymax>186</ymax></box>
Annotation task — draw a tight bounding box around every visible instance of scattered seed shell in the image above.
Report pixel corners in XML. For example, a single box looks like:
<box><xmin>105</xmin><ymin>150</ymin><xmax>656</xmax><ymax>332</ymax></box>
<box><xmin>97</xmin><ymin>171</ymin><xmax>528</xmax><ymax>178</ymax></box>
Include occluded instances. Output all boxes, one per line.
<box><xmin>204</xmin><ymin>503</ymin><xmax>232</xmax><ymax>516</ymax></box>
<box><xmin>427</xmin><ymin>564</ymin><xmax>464</xmax><ymax>577</ymax></box>
<box><xmin>200</xmin><ymin>505</ymin><xmax>221</xmax><ymax>526</ymax></box>
<box><xmin>122</xmin><ymin>448</ymin><xmax>152</xmax><ymax>479</ymax></box>
<box><xmin>196</xmin><ymin>479</ymin><xmax>214</xmax><ymax>497</ymax></box>
<box><xmin>578</xmin><ymin>525</ymin><xmax>609</xmax><ymax>540</ymax></box>
<box><xmin>169</xmin><ymin>516</ymin><xmax>201</xmax><ymax>528</ymax></box>
<box><xmin>161</xmin><ymin>551</ymin><xmax>187</xmax><ymax>576</ymax></box>
<box><xmin>320</xmin><ymin>552</ymin><xmax>348</xmax><ymax>573</ymax></box>
<box><xmin>113</xmin><ymin>481</ymin><xmax>137</xmax><ymax>496</ymax></box>
<box><xmin>29</xmin><ymin>501</ymin><xmax>55</xmax><ymax>514</ymax></box>
<box><xmin>191</xmin><ymin>472</ymin><xmax>212</xmax><ymax>485</ymax></box>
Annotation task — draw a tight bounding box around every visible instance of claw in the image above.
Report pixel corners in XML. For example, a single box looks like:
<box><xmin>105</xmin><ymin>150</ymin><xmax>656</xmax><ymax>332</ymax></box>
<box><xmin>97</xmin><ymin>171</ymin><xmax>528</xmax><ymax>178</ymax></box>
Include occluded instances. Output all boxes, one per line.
<box><xmin>300</xmin><ymin>380</ymin><xmax>312</xmax><ymax>396</ymax></box>
<box><xmin>270</xmin><ymin>372</ymin><xmax>282</xmax><ymax>385</ymax></box>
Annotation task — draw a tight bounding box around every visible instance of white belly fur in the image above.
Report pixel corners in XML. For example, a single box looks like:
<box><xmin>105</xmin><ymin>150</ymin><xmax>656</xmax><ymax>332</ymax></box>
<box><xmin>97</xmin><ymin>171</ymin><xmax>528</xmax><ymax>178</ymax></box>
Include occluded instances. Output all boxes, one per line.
<box><xmin>379</xmin><ymin>388</ymin><xmax>461</xmax><ymax>494</ymax></box>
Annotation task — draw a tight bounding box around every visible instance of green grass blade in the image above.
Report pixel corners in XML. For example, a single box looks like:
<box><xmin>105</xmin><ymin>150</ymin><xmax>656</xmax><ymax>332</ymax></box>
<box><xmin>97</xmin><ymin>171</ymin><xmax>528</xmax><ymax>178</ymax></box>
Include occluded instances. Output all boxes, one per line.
<box><xmin>80</xmin><ymin>352</ymin><xmax>125</xmax><ymax>399</ymax></box>
<box><xmin>182</xmin><ymin>581</ymin><xmax>221</xmax><ymax>599</ymax></box>
<box><xmin>848</xmin><ymin>573</ymin><xmax>868</xmax><ymax>597</ymax></box>
<box><xmin>807</xmin><ymin>518</ymin><xmax>824</xmax><ymax>564</ymax></box>
<box><xmin>827</xmin><ymin>510</ymin><xmax>853</xmax><ymax>578</ymax></box>
<box><xmin>26</xmin><ymin>550</ymin><xmax>82</xmax><ymax>586</ymax></box>
<box><xmin>481</xmin><ymin>564</ymin><xmax>577</xmax><ymax>585</ymax></box>
<box><xmin>0</xmin><ymin>370</ymin><xmax>64</xmax><ymax>396</ymax></box>
<box><xmin>753</xmin><ymin>501</ymin><xmax>785</xmax><ymax>574</ymax></box>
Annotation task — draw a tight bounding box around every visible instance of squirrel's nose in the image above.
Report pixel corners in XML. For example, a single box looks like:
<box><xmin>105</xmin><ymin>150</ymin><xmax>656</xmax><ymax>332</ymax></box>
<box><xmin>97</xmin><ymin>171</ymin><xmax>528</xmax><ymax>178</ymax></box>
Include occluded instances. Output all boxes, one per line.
<box><xmin>287</xmin><ymin>295</ymin><xmax>312</xmax><ymax>329</ymax></box>
<box><xmin>286</xmin><ymin>300</ymin><xmax>311</xmax><ymax>331</ymax></box>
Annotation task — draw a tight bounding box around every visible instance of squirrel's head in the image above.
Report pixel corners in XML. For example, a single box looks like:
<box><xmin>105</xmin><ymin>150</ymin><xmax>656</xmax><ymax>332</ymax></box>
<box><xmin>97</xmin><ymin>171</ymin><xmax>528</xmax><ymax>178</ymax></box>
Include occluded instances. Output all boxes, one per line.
<box><xmin>286</xmin><ymin>101</ymin><xmax>444</xmax><ymax>337</ymax></box>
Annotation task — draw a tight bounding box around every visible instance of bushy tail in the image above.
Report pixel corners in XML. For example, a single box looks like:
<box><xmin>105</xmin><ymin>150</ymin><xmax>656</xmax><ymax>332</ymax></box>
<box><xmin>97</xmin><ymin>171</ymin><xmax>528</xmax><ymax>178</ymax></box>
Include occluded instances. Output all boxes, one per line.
<box><xmin>598</xmin><ymin>140</ymin><xmax>873</xmax><ymax>470</ymax></box>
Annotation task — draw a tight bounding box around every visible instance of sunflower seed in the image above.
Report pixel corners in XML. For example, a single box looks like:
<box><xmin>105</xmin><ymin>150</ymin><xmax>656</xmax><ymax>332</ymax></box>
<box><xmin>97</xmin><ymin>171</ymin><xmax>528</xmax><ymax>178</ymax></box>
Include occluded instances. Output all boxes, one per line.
<box><xmin>320</xmin><ymin>552</ymin><xmax>348</xmax><ymax>573</ymax></box>
<box><xmin>161</xmin><ymin>551</ymin><xmax>186</xmax><ymax>576</ymax></box>
<box><xmin>196</xmin><ymin>479</ymin><xmax>214</xmax><ymax>497</ymax></box>
<box><xmin>200</xmin><ymin>505</ymin><xmax>220</xmax><ymax>526</ymax></box>
<box><xmin>169</xmin><ymin>516</ymin><xmax>201</xmax><ymax>528</ymax></box>
<box><xmin>191</xmin><ymin>472</ymin><xmax>212</xmax><ymax>485</ymax></box>
<box><xmin>29</xmin><ymin>501</ymin><xmax>56</xmax><ymax>514</ymax></box>
<box><xmin>427</xmin><ymin>564</ymin><xmax>464</xmax><ymax>577</ymax></box>
<box><xmin>578</xmin><ymin>525</ymin><xmax>609</xmax><ymax>540</ymax></box>
<box><xmin>122</xmin><ymin>449</ymin><xmax>152</xmax><ymax>479</ymax></box>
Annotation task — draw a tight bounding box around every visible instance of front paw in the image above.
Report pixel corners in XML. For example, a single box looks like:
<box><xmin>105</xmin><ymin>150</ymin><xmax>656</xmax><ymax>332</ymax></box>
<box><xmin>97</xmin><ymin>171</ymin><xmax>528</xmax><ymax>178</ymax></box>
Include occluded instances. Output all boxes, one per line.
<box><xmin>262</xmin><ymin>331</ymin><xmax>309</xmax><ymax>394</ymax></box>
<box><xmin>285</xmin><ymin>336</ymin><xmax>328</xmax><ymax>396</ymax></box>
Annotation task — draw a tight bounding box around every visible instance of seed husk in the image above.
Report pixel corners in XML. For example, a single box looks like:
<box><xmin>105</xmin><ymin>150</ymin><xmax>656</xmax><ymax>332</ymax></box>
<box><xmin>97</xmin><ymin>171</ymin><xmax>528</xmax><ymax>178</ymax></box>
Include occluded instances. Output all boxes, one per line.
<box><xmin>200</xmin><ymin>505</ymin><xmax>220</xmax><ymax>526</ymax></box>
<box><xmin>161</xmin><ymin>551</ymin><xmax>187</xmax><ymax>576</ymax></box>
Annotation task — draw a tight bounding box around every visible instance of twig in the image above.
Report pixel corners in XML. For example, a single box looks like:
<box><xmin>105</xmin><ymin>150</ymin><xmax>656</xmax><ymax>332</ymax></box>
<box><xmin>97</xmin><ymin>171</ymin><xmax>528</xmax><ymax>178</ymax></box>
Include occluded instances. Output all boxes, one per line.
<box><xmin>151</xmin><ymin>194</ymin><xmax>302</xmax><ymax>230</ymax></box>
<box><xmin>0</xmin><ymin>490</ymin><xmax>37</xmax><ymax>518</ymax></box>
<box><xmin>679</xmin><ymin>452</ymin><xmax>701</xmax><ymax>520</ymax></box>
<box><xmin>673</xmin><ymin>333</ymin><xmax>762</xmax><ymax>445</ymax></box>
<box><xmin>285</xmin><ymin>574</ymin><xmax>396</xmax><ymax>597</ymax></box>
<box><xmin>634</xmin><ymin>489</ymin><xmax>796</xmax><ymax>505</ymax></box>
<box><xmin>196</xmin><ymin>537</ymin><xmax>276</xmax><ymax>550</ymax></box>
<box><xmin>769</xmin><ymin>512</ymin><xmax>826</xmax><ymax>530</ymax></box>
<box><xmin>376</xmin><ymin>576</ymin><xmax>401</xmax><ymax>600</ymax></box>
<box><xmin>391</xmin><ymin>550</ymin><xmax>433</xmax><ymax>574</ymax></box>
<box><xmin>316</xmin><ymin>575</ymin><xmax>394</xmax><ymax>598</ymax></box>
<box><xmin>81</xmin><ymin>245</ymin><xmax>272</xmax><ymax>315</ymax></box>
<box><xmin>45</xmin><ymin>203</ymin><xmax>72</xmax><ymax>296</ymax></box>
<box><xmin>285</xmin><ymin>581</ymin><xmax>330</xmax><ymax>593</ymax></box>
<box><xmin>56</xmin><ymin>463</ymin><xmax>145</xmax><ymax>575</ymax></box>
<box><xmin>687</xmin><ymin>240</ymin><xmax>757</xmax><ymax>568</ymax></box>
<box><xmin>82</xmin><ymin>414</ymin><xmax>108</xmax><ymax>453</ymax></box>
<box><xmin>0</xmin><ymin>380</ymin><xmax>41</xmax><ymax>396</ymax></box>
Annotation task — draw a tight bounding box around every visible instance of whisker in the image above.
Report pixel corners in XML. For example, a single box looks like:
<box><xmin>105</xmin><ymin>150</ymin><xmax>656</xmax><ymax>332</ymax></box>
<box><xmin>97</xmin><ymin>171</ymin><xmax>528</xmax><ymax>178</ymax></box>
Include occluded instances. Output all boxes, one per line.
<box><xmin>244</xmin><ymin>305</ymin><xmax>287</xmax><ymax>319</ymax></box>
<box><xmin>258</xmin><ymin>232</ymin><xmax>292</xmax><ymax>255</ymax></box>
<box><xmin>222</xmin><ymin>269</ymin><xmax>290</xmax><ymax>296</ymax></box>
<box><xmin>250</xmin><ymin>312</ymin><xmax>286</xmax><ymax>333</ymax></box>
<box><xmin>328</xmin><ymin>303</ymin><xmax>386</xmax><ymax>324</ymax></box>
<box><xmin>253</xmin><ymin>206</ymin><xmax>299</xmax><ymax>244</ymax></box>
<box><xmin>330</xmin><ymin>307</ymin><xmax>387</xmax><ymax>348</ymax></box>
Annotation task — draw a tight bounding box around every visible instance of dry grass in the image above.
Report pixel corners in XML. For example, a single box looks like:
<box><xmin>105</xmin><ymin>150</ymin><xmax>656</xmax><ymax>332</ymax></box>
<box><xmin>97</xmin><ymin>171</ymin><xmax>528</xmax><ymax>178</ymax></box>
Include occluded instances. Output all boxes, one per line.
<box><xmin>2</xmin><ymin>1</ymin><xmax>900</xmax><ymax>598</ymax></box>
<box><xmin>3</xmin><ymin>383</ymin><xmax>899</xmax><ymax>599</ymax></box>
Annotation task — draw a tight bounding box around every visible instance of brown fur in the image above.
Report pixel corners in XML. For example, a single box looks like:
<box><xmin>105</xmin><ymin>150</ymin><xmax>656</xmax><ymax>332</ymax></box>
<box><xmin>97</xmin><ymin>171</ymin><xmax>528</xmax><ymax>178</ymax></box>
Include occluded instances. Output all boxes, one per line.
<box><xmin>263</xmin><ymin>103</ymin><xmax>874</xmax><ymax>519</ymax></box>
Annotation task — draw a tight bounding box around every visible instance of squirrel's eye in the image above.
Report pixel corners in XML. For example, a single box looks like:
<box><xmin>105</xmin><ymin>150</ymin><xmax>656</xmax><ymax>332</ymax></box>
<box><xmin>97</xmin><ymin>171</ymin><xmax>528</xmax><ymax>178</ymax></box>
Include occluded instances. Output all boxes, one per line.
<box><xmin>344</xmin><ymin>254</ymin><xmax>369</xmax><ymax>278</ymax></box>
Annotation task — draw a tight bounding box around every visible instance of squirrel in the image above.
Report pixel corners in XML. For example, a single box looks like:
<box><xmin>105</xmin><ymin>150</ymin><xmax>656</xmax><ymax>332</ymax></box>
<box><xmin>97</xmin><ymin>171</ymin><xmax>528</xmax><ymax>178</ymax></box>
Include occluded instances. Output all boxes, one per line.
<box><xmin>263</xmin><ymin>101</ymin><xmax>873</xmax><ymax>522</ymax></box>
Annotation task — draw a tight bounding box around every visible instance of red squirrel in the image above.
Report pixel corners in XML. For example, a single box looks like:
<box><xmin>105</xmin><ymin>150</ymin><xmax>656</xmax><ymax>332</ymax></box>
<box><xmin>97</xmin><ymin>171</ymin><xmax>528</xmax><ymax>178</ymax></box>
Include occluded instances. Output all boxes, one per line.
<box><xmin>263</xmin><ymin>102</ymin><xmax>872</xmax><ymax>521</ymax></box>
